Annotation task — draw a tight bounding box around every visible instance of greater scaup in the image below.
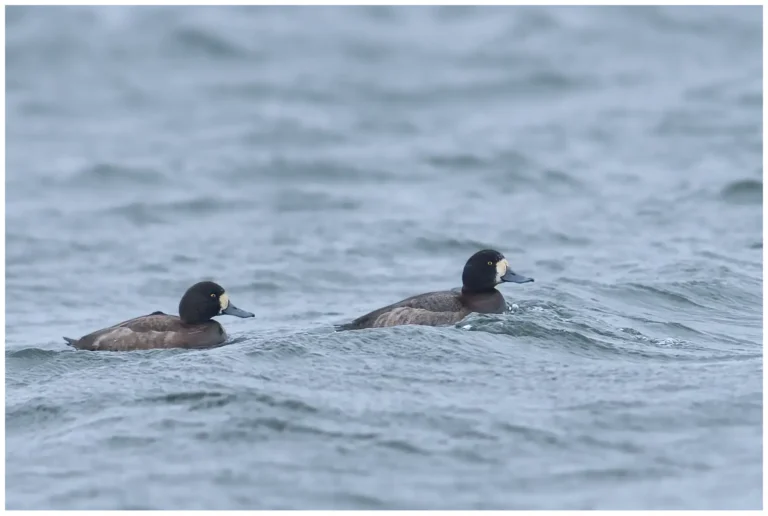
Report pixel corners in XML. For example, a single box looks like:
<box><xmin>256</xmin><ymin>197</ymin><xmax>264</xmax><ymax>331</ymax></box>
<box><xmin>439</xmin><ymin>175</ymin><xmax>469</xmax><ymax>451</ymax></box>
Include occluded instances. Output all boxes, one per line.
<box><xmin>337</xmin><ymin>249</ymin><xmax>533</xmax><ymax>330</ymax></box>
<box><xmin>63</xmin><ymin>281</ymin><xmax>254</xmax><ymax>351</ymax></box>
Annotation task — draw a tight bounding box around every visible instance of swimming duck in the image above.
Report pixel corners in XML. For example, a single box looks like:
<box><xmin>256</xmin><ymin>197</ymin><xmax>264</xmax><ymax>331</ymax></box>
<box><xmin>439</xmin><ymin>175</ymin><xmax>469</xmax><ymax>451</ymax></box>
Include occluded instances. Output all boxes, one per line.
<box><xmin>63</xmin><ymin>281</ymin><xmax>254</xmax><ymax>351</ymax></box>
<box><xmin>337</xmin><ymin>249</ymin><xmax>533</xmax><ymax>330</ymax></box>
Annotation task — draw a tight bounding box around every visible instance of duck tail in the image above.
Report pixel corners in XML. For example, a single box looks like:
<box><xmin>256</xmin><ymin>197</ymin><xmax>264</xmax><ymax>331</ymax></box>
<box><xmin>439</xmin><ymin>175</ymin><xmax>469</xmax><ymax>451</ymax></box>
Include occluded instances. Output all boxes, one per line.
<box><xmin>63</xmin><ymin>337</ymin><xmax>78</xmax><ymax>347</ymax></box>
<box><xmin>335</xmin><ymin>321</ymin><xmax>360</xmax><ymax>332</ymax></box>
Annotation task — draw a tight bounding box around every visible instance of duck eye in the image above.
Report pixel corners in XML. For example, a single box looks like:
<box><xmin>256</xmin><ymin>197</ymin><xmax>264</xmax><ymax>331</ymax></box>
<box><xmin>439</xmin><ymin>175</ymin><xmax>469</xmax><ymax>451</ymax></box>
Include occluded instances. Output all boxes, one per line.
<box><xmin>210</xmin><ymin>293</ymin><xmax>216</xmax><ymax>298</ymax></box>
<box><xmin>487</xmin><ymin>261</ymin><xmax>493</xmax><ymax>266</ymax></box>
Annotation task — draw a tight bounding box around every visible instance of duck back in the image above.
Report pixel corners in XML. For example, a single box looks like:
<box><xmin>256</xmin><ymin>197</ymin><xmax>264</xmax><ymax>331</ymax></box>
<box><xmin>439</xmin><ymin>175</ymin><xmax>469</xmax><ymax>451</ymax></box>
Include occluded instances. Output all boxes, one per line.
<box><xmin>338</xmin><ymin>289</ymin><xmax>507</xmax><ymax>330</ymax></box>
<box><xmin>64</xmin><ymin>312</ymin><xmax>226</xmax><ymax>351</ymax></box>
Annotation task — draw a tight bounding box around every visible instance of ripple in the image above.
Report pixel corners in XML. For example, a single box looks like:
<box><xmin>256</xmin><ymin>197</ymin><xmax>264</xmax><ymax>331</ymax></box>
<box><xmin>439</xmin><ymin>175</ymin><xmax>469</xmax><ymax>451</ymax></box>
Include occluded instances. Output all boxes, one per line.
<box><xmin>244</xmin><ymin>338</ymin><xmax>311</xmax><ymax>359</ymax></box>
<box><xmin>625</xmin><ymin>283</ymin><xmax>708</xmax><ymax>309</ymax></box>
<box><xmin>272</xmin><ymin>190</ymin><xmax>360</xmax><ymax>212</ymax></box>
<box><xmin>247</xmin><ymin>158</ymin><xmax>394</xmax><ymax>183</ymax></box>
<box><xmin>376</xmin><ymin>439</ymin><xmax>431</xmax><ymax>455</ymax></box>
<box><xmin>427</xmin><ymin>153</ymin><xmax>486</xmax><ymax>170</ymax></box>
<box><xmin>6</xmin><ymin>402</ymin><xmax>69</xmax><ymax>430</ymax></box>
<box><xmin>141</xmin><ymin>390</ymin><xmax>232</xmax><ymax>404</ymax></box>
<box><xmin>411</xmin><ymin>235</ymin><xmax>494</xmax><ymax>253</ymax></box>
<box><xmin>6</xmin><ymin>348</ymin><xmax>62</xmax><ymax>359</ymax></box>
<box><xmin>720</xmin><ymin>179</ymin><xmax>762</xmax><ymax>205</ymax></box>
<box><xmin>138</xmin><ymin>389</ymin><xmax>319</xmax><ymax>414</ymax></box>
<box><xmin>229</xmin><ymin>416</ymin><xmax>377</xmax><ymax>441</ymax></box>
<box><xmin>494</xmin><ymin>422</ymin><xmax>566</xmax><ymax>448</ymax></box>
<box><xmin>64</xmin><ymin>163</ymin><xmax>168</xmax><ymax>188</ymax></box>
<box><xmin>106</xmin><ymin>435</ymin><xmax>158</xmax><ymax>448</ymax></box>
<box><xmin>105</xmin><ymin>196</ymin><xmax>254</xmax><ymax>225</ymax></box>
<box><xmin>168</xmin><ymin>26</ymin><xmax>248</xmax><ymax>59</ymax></box>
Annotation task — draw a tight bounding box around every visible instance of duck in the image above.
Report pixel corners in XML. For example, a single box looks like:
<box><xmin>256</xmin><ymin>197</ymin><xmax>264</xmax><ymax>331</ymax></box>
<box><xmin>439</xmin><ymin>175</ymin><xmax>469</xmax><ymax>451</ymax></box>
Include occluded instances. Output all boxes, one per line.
<box><xmin>337</xmin><ymin>249</ymin><xmax>533</xmax><ymax>330</ymax></box>
<box><xmin>63</xmin><ymin>281</ymin><xmax>254</xmax><ymax>351</ymax></box>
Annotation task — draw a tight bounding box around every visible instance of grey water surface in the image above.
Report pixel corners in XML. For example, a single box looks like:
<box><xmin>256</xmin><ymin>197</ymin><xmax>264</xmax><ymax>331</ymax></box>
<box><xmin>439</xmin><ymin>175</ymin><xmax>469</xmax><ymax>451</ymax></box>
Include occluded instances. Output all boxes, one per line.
<box><xmin>5</xmin><ymin>5</ymin><xmax>763</xmax><ymax>510</ymax></box>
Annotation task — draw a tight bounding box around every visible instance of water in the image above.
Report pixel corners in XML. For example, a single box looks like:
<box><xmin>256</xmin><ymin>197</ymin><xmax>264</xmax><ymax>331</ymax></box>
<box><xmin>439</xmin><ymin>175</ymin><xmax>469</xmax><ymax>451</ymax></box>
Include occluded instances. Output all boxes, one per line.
<box><xmin>5</xmin><ymin>6</ymin><xmax>762</xmax><ymax>510</ymax></box>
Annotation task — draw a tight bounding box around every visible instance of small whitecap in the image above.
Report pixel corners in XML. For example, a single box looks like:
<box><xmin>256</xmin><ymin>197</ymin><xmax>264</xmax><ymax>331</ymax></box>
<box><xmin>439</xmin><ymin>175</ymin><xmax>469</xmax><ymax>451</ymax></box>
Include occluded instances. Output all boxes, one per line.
<box><xmin>656</xmin><ymin>337</ymin><xmax>684</xmax><ymax>346</ymax></box>
<box><xmin>462</xmin><ymin>324</ymin><xmax>472</xmax><ymax>330</ymax></box>
<box><xmin>620</xmin><ymin>327</ymin><xmax>648</xmax><ymax>340</ymax></box>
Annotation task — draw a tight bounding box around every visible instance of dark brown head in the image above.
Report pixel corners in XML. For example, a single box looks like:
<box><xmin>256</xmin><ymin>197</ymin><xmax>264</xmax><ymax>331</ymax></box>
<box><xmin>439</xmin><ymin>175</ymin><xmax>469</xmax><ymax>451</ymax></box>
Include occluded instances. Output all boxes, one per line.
<box><xmin>461</xmin><ymin>249</ymin><xmax>534</xmax><ymax>293</ymax></box>
<box><xmin>178</xmin><ymin>281</ymin><xmax>254</xmax><ymax>324</ymax></box>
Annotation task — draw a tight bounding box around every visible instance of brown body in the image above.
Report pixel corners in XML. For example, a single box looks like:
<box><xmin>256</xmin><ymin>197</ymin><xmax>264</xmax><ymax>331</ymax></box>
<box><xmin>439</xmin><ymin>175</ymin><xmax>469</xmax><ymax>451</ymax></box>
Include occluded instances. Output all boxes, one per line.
<box><xmin>338</xmin><ymin>288</ymin><xmax>507</xmax><ymax>330</ymax></box>
<box><xmin>64</xmin><ymin>311</ymin><xmax>227</xmax><ymax>351</ymax></box>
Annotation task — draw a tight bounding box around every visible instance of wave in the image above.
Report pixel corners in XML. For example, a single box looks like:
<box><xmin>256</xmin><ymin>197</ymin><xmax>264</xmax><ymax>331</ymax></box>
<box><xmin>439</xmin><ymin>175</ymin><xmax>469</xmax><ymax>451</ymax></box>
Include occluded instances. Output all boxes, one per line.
<box><xmin>137</xmin><ymin>389</ymin><xmax>319</xmax><ymax>414</ymax></box>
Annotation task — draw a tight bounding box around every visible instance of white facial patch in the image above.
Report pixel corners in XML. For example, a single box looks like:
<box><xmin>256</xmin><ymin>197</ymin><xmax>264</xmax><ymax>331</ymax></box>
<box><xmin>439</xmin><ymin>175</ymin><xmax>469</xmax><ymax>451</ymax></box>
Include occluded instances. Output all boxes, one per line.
<box><xmin>219</xmin><ymin>292</ymin><xmax>230</xmax><ymax>313</ymax></box>
<box><xmin>495</xmin><ymin>258</ymin><xmax>509</xmax><ymax>284</ymax></box>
